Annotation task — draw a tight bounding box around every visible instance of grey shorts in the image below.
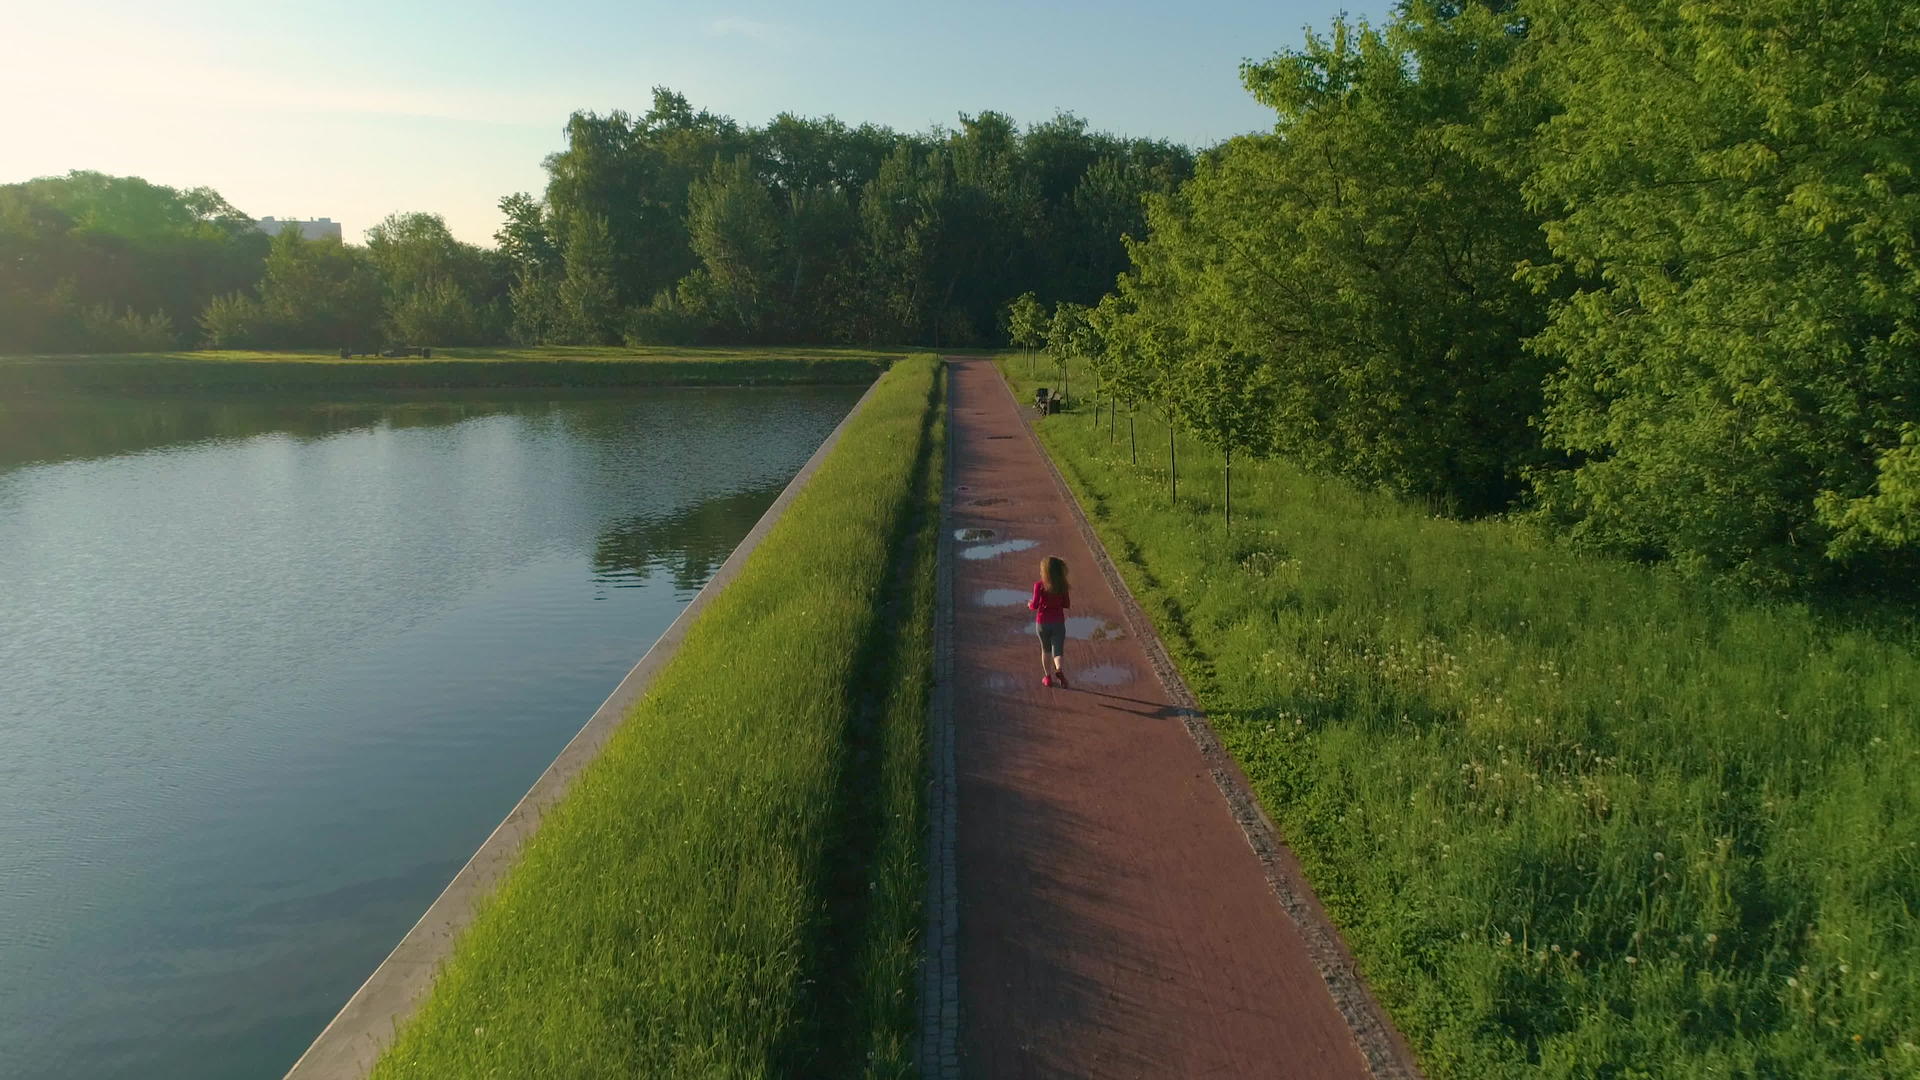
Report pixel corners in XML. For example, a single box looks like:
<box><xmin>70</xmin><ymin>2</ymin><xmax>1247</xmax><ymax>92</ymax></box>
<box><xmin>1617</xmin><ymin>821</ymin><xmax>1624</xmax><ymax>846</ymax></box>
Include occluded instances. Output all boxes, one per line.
<box><xmin>1035</xmin><ymin>620</ymin><xmax>1066</xmax><ymax>657</ymax></box>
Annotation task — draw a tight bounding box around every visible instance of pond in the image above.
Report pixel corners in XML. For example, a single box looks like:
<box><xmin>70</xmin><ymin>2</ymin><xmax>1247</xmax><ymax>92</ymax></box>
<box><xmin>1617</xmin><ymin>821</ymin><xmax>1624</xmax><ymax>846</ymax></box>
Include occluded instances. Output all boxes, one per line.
<box><xmin>0</xmin><ymin>385</ymin><xmax>864</xmax><ymax>1080</ymax></box>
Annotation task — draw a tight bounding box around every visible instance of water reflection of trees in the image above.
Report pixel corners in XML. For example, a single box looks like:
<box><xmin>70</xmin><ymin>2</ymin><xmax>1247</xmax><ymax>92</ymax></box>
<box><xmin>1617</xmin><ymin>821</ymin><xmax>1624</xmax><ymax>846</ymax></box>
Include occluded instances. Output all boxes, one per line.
<box><xmin>592</xmin><ymin>481</ymin><xmax>787</xmax><ymax>592</ymax></box>
<box><xmin>0</xmin><ymin>386</ymin><xmax>861</xmax><ymax>474</ymax></box>
<box><xmin>0</xmin><ymin>394</ymin><xmax>559</xmax><ymax>471</ymax></box>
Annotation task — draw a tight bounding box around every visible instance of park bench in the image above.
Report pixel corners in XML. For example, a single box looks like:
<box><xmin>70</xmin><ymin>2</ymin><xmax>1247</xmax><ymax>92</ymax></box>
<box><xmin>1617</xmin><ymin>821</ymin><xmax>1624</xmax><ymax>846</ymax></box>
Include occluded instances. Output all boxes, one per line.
<box><xmin>339</xmin><ymin>346</ymin><xmax>433</xmax><ymax>358</ymax></box>
<box><xmin>1034</xmin><ymin>387</ymin><xmax>1062</xmax><ymax>415</ymax></box>
<box><xmin>338</xmin><ymin>346</ymin><xmax>431</xmax><ymax>358</ymax></box>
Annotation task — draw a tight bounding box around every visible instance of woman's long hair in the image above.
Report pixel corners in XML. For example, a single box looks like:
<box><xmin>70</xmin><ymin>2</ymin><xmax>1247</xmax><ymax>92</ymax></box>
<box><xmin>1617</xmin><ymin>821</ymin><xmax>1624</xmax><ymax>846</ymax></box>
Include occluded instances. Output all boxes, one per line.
<box><xmin>1041</xmin><ymin>556</ymin><xmax>1069</xmax><ymax>596</ymax></box>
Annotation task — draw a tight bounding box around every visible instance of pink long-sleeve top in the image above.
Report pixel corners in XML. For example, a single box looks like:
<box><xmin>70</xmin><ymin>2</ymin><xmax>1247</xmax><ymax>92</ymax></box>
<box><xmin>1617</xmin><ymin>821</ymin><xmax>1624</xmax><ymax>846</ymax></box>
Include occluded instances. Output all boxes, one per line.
<box><xmin>1028</xmin><ymin>581</ymin><xmax>1069</xmax><ymax>624</ymax></box>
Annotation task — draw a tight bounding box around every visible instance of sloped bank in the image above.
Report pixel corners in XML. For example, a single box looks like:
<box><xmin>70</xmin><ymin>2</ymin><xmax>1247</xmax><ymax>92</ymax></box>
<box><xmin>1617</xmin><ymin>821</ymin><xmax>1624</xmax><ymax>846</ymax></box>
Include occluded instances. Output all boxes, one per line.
<box><xmin>290</xmin><ymin>354</ymin><xmax>942</xmax><ymax>1079</ymax></box>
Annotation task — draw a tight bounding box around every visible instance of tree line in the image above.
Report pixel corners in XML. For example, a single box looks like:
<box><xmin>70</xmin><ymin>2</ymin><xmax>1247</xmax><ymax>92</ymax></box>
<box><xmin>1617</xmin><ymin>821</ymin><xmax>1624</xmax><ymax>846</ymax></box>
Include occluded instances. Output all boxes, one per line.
<box><xmin>0</xmin><ymin>91</ymin><xmax>1191</xmax><ymax>355</ymax></box>
<box><xmin>1036</xmin><ymin>0</ymin><xmax>1920</xmax><ymax>590</ymax></box>
<box><xmin>0</xmin><ymin>171</ymin><xmax>518</xmax><ymax>353</ymax></box>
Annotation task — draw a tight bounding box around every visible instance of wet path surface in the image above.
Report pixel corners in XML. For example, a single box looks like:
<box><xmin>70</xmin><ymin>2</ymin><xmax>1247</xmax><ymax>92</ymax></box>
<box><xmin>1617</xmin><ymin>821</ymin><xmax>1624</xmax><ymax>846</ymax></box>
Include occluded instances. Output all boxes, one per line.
<box><xmin>946</xmin><ymin>357</ymin><xmax>1378</xmax><ymax>1080</ymax></box>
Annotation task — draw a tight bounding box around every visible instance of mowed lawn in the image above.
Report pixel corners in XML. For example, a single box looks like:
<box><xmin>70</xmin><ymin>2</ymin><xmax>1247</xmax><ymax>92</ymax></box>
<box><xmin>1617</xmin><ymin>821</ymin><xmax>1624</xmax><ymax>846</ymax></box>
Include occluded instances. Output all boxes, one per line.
<box><xmin>0</xmin><ymin>346</ymin><xmax>910</xmax><ymax>393</ymax></box>
<box><xmin>1001</xmin><ymin>358</ymin><xmax>1920</xmax><ymax>1080</ymax></box>
<box><xmin>369</xmin><ymin>355</ymin><xmax>942</xmax><ymax>1079</ymax></box>
<box><xmin>0</xmin><ymin>344</ymin><xmax>913</xmax><ymax>364</ymax></box>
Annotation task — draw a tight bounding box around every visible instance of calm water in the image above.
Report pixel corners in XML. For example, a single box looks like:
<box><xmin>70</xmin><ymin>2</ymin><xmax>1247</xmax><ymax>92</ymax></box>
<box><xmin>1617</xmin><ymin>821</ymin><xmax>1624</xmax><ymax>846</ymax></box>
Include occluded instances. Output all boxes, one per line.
<box><xmin>0</xmin><ymin>386</ymin><xmax>863</xmax><ymax>1080</ymax></box>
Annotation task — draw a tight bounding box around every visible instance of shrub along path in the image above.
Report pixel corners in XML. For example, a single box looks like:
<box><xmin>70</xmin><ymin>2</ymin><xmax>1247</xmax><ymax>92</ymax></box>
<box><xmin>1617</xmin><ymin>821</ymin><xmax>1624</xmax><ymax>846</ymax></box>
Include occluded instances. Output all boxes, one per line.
<box><xmin>943</xmin><ymin>356</ymin><xmax>1411</xmax><ymax>1079</ymax></box>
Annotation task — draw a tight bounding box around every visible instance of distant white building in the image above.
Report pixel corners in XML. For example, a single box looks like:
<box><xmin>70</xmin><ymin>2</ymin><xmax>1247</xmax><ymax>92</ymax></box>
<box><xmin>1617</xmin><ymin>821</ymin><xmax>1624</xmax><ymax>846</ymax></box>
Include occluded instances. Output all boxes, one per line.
<box><xmin>255</xmin><ymin>217</ymin><xmax>343</xmax><ymax>242</ymax></box>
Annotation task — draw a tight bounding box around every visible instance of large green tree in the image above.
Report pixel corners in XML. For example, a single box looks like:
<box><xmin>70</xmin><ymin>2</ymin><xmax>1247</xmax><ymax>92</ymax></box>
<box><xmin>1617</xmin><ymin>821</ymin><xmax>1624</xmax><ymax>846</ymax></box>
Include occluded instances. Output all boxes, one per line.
<box><xmin>684</xmin><ymin>156</ymin><xmax>786</xmax><ymax>337</ymax></box>
<box><xmin>556</xmin><ymin>212</ymin><xmax>620</xmax><ymax>345</ymax></box>
<box><xmin>0</xmin><ymin>171</ymin><xmax>266</xmax><ymax>351</ymax></box>
<box><xmin>542</xmin><ymin>89</ymin><xmax>748</xmax><ymax>311</ymax></box>
<box><xmin>1519</xmin><ymin>0</ymin><xmax>1920</xmax><ymax>586</ymax></box>
<box><xmin>495</xmin><ymin>192</ymin><xmax>564</xmax><ymax>345</ymax></box>
<box><xmin>366</xmin><ymin>212</ymin><xmax>506</xmax><ymax>345</ymax></box>
<box><xmin>857</xmin><ymin>143</ymin><xmax>946</xmax><ymax>343</ymax></box>
<box><xmin>1108</xmin><ymin>4</ymin><xmax>1552</xmax><ymax>511</ymax></box>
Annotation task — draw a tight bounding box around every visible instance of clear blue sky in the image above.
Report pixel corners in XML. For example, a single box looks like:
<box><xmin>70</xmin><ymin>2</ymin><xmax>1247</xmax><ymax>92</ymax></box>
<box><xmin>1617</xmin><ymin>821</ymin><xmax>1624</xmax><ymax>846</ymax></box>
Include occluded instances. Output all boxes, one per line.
<box><xmin>1</xmin><ymin>0</ymin><xmax>1393</xmax><ymax>245</ymax></box>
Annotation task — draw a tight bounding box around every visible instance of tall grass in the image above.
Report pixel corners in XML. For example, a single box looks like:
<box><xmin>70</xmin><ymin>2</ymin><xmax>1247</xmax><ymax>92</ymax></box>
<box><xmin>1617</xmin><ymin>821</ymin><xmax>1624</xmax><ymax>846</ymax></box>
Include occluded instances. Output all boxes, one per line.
<box><xmin>1002</xmin><ymin>360</ymin><xmax>1920</xmax><ymax>1079</ymax></box>
<box><xmin>369</xmin><ymin>354</ymin><xmax>942</xmax><ymax>1079</ymax></box>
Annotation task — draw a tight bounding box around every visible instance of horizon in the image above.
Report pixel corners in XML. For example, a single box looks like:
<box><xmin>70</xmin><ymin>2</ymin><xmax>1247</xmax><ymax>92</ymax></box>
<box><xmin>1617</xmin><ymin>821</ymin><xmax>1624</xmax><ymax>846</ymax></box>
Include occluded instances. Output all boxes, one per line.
<box><xmin>0</xmin><ymin>0</ymin><xmax>1392</xmax><ymax>246</ymax></box>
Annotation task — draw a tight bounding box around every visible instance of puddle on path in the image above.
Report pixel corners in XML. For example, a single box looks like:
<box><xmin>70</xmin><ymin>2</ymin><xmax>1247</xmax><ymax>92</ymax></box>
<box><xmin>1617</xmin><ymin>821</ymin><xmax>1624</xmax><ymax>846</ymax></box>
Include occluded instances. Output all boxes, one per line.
<box><xmin>1072</xmin><ymin>663</ymin><xmax>1136</xmax><ymax>687</ymax></box>
<box><xmin>954</xmin><ymin>528</ymin><xmax>996</xmax><ymax>542</ymax></box>
<box><xmin>960</xmin><ymin>538</ymin><xmax>1038</xmax><ymax>561</ymax></box>
<box><xmin>980</xmin><ymin>671</ymin><xmax>1019</xmax><ymax>693</ymax></box>
<box><xmin>975</xmin><ymin>588</ymin><xmax>1030</xmax><ymax>607</ymax></box>
<box><xmin>969</xmin><ymin>496</ymin><xmax>1008</xmax><ymax>506</ymax></box>
<box><xmin>1009</xmin><ymin>615</ymin><xmax>1126</xmax><ymax>641</ymax></box>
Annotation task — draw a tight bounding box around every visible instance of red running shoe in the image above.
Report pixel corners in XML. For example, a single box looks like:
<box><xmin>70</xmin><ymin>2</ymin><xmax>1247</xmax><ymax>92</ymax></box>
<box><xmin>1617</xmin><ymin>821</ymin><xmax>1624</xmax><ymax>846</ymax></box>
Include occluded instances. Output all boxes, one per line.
<box><xmin>1041</xmin><ymin>675</ymin><xmax>1053</xmax><ymax>687</ymax></box>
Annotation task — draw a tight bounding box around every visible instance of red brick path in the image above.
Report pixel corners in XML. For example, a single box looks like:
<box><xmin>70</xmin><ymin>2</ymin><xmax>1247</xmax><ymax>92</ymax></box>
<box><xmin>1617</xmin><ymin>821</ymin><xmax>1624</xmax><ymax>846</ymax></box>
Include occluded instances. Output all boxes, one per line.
<box><xmin>949</xmin><ymin>357</ymin><xmax>1379</xmax><ymax>1080</ymax></box>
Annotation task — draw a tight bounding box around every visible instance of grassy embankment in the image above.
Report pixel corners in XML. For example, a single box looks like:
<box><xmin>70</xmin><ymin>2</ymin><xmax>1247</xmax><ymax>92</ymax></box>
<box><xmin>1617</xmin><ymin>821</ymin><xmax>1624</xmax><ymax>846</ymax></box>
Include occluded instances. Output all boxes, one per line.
<box><xmin>999</xmin><ymin>359</ymin><xmax>1919</xmax><ymax>1079</ymax></box>
<box><xmin>0</xmin><ymin>345</ymin><xmax>907</xmax><ymax>394</ymax></box>
<box><xmin>369</xmin><ymin>355</ymin><xmax>943</xmax><ymax>1079</ymax></box>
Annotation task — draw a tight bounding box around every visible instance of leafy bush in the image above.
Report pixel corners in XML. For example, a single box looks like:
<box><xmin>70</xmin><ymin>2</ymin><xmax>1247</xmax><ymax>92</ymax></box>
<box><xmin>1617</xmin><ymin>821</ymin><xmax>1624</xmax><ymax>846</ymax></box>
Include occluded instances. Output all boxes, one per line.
<box><xmin>76</xmin><ymin>304</ymin><xmax>177</xmax><ymax>351</ymax></box>
<box><xmin>198</xmin><ymin>291</ymin><xmax>272</xmax><ymax>348</ymax></box>
<box><xmin>622</xmin><ymin>288</ymin><xmax>709</xmax><ymax>346</ymax></box>
<box><xmin>387</xmin><ymin>280</ymin><xmax>484</xmax><ymax>346</ymax></box>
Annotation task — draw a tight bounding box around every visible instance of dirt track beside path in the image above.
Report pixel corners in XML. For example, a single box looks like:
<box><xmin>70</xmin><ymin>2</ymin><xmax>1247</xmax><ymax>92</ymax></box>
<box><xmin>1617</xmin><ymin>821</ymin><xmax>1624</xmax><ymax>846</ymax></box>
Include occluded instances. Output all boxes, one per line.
<box><xmin>944</xmin><ymin>356</ymin><xmax>1413</xmax><ymax>1080</ymax></box>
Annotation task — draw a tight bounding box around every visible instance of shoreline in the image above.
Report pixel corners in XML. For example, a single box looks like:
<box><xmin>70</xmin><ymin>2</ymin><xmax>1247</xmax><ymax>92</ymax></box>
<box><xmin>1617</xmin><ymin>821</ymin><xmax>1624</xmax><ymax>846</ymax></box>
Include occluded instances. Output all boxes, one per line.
<box><xmin>0</xmin><ymin>356</ymin><xmax>895</xmax><ymax>395</ymax></box>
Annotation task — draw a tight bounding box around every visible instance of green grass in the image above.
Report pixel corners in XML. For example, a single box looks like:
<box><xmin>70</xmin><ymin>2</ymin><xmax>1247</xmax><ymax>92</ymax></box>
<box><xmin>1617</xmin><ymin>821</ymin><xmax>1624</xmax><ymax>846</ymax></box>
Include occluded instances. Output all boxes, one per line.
<box><xmin>0</xmin><ymin>345</ymin><xmax>913</xmax><ymax>363</ymax></box>
<box><xmin>0</xmin><ymin>346</ymin><xmax>908</xmax><ymax>394</ymax></box>
<box><xmin>1001</xmin><ymin>358</ymin><xmax>1920</xmax><ymax>1079</ymax></box>
<box><xmin>369</xmin><ymin>354</ymin><xmax>942</xmax><ymax>1079</ymax></box>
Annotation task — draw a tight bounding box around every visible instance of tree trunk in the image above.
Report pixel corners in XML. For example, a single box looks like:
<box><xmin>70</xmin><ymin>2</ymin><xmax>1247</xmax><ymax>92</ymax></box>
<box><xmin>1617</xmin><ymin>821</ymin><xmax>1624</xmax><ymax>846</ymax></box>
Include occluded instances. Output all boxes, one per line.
<box><xmin>1109</xmin><ymin>397</ymin><xmax>1116</xmax><ymax>444</ymax></box>
<box><xmin>1224</xmin><ymin>445</ymin><xmax>1232</xmax><ymax>532</ymax></box>
<box><xmin>1169</xmin><ymin>424</ymin><xmax>1177</xmax><ymax>506</ymax></box>
<box><xmin>1129</xmin><ymin>411</ymin><xmax>1136</xmax><ymax>464</ymax></box>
